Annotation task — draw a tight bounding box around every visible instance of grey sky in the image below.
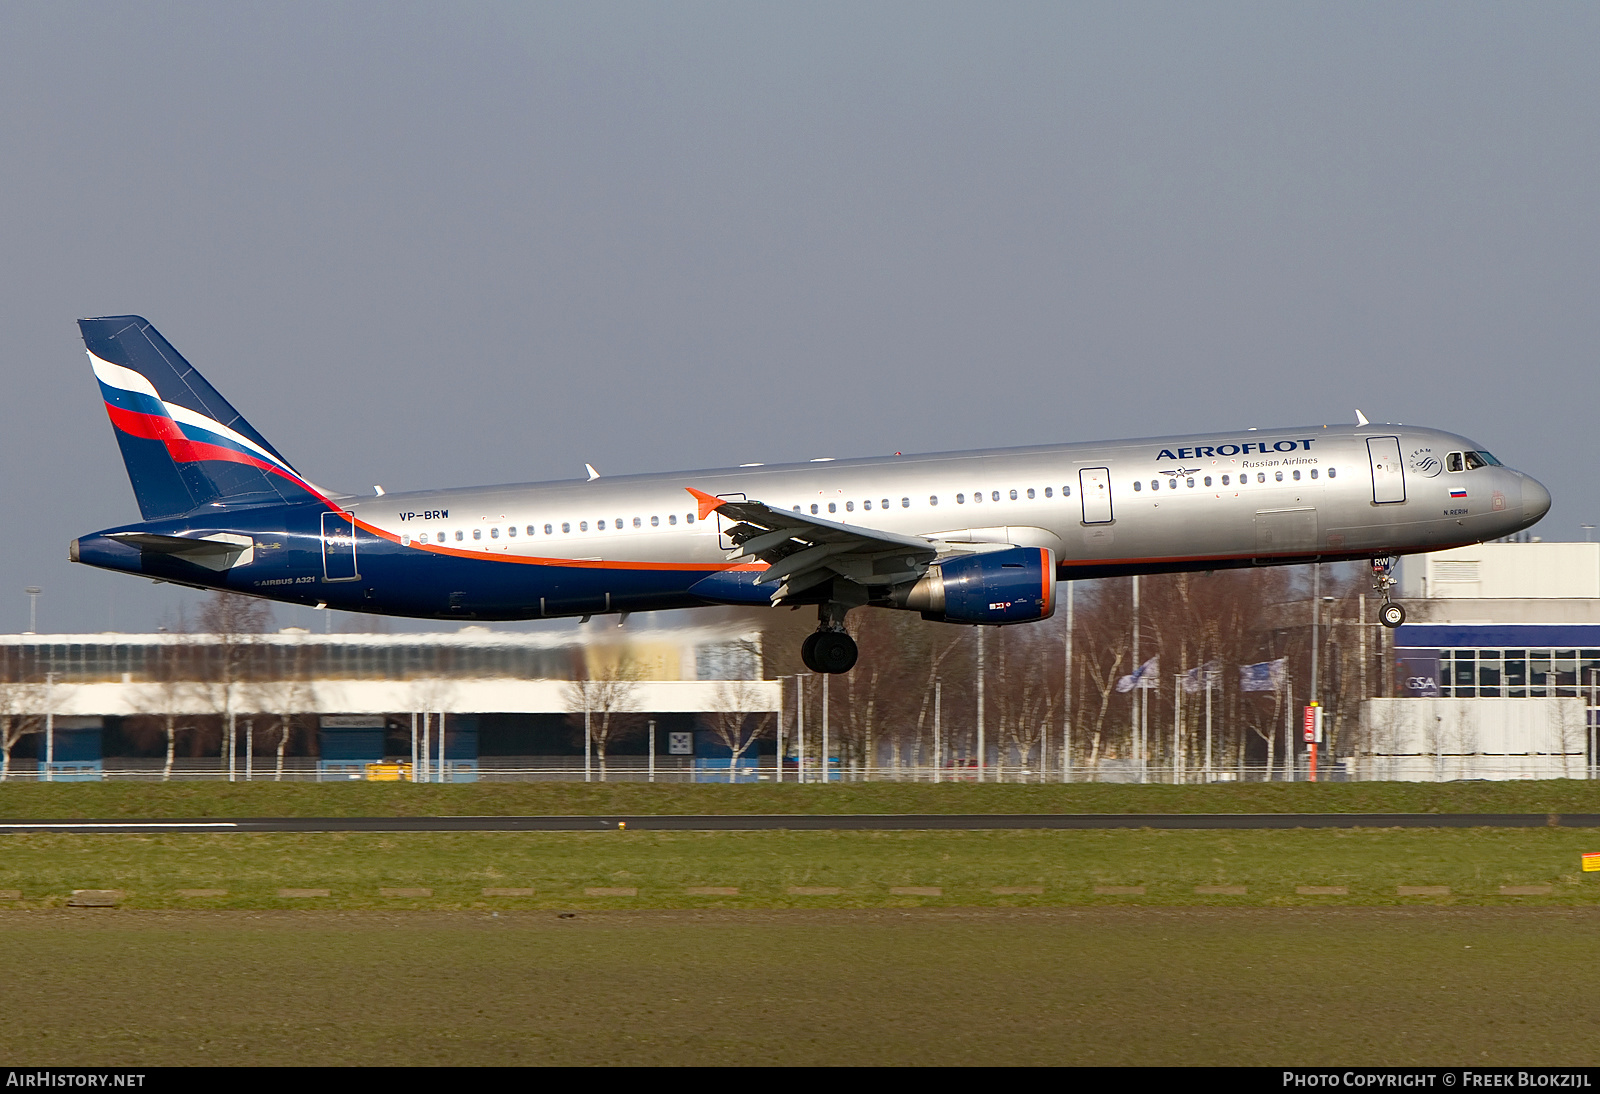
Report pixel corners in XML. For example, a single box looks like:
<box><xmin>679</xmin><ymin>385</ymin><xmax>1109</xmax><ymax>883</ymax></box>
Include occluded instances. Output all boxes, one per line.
<box><xmin>2</xmin><ymin>2</ymin><xmax>1595</xmax><ymax>634</ymax></box>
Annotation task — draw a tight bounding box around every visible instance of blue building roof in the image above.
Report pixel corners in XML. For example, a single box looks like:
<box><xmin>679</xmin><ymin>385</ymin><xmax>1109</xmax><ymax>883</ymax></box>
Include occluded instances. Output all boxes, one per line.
<box><xmin>1395</xmin><ymin>623</ymin><xmax>1600</xmax><ymax>650</ymax></box>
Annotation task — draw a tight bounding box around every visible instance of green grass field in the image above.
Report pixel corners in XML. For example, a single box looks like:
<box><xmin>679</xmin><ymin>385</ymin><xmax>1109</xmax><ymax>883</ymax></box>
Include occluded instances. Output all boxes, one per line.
<box><xmin>2</xmin><ymin>907</ymin><xmax>1596</xmax><ymax>1066</ymax></box>
<box><xmin>2</xmin><ymin>827</ymin><xmax>1598</xmax><ymax>909</ymax></box>
<box><xmin>2</xmin><ymin>777</ymin><xmax>1599</xmax><ymax>818</ymax></box>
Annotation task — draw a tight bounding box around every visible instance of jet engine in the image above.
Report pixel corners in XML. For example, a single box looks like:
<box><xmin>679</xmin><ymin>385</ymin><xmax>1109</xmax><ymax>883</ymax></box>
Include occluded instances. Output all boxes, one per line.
<box><xmin>890</xmin><ymin>546</ymin><xmax>1056</xmax><ymax>625</ymax></box>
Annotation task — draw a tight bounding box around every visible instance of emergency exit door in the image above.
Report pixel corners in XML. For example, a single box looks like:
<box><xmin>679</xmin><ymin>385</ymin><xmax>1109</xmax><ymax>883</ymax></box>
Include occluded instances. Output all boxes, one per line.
<box><xmin>1079</xmin><ymin>467</ymin><xmax>1113</xmax><ymax>524</ymax></box>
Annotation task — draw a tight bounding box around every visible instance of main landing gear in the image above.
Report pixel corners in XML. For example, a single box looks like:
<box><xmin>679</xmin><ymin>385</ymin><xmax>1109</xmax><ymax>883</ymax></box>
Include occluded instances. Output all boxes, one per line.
<box><xmin>1372</xmin><ymin>556</ymin><xmax>1406</xmax><ymax>628</ymax></box>
<box><xmin>800</xmin><ymin>601</ymin><xmax>859</xmax><ymax>674</ymax></box>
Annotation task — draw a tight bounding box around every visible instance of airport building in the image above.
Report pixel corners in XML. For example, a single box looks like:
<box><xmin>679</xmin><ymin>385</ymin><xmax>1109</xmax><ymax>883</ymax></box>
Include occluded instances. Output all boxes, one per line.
<box><xmin>1366</xmin><ymin>540</ymin><xmax>1600</xmax><ymax>779</ymax></box>
<box><xmin>0</xmin><ymin>623</ymin><xmax>780</xmax><ymax>781</ymax></box>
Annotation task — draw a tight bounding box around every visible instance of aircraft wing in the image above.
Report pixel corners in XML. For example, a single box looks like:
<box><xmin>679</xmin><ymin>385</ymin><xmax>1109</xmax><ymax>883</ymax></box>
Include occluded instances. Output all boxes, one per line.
<box><xmin>688</xmin><ymin>488</ymin><xmax>939</xmax><ymax>602</ymax></box>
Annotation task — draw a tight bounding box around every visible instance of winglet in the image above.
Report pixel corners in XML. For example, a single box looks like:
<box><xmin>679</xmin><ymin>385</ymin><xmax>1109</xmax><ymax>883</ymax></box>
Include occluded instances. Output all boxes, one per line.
<box><xmin>1355</xmin><ymin>409</ymin><xmax>1369</xmax><ymax>427</ymax></box>
<box><xmin>686</xmin><ymin>487</ymin><xmax>725</xmax><ymax>521</ymax></box>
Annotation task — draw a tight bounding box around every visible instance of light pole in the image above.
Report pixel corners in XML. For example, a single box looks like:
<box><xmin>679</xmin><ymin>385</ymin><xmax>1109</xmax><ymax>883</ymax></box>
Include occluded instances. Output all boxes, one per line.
<box><xmin>23</xmin><ymin>587</ymin><xmax>40</xmax><ymax>635</ymax></box>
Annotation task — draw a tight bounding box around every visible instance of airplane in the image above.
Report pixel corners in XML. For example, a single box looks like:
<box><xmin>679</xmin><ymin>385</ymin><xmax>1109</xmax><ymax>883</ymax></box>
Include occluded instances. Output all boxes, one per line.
<box><xmin>70</xmin><ymin>316</ymin><xmax>1552</xmax><ymax>674</ymax></box>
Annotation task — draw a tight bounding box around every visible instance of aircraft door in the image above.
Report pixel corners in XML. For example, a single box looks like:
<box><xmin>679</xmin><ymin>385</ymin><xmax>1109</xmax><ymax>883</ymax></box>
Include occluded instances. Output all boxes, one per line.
<box><xmin>1366</xmin><ymin>437</ymin><xmax>1406</xmax><ymax>504</ymax></box>
<box><xmin>1079</xmin><ymin>467</ymin><xmax>1113</xmax><ymax>524</ymax></box>
<box><xmin>321</xmin><ymin>510</ymin><xmax>360</xmax><ymax>581</ymax></box>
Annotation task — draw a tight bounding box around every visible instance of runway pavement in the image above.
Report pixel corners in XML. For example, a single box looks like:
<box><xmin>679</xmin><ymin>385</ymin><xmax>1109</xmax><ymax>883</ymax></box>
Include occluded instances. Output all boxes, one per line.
<box><xmin>0</xmin><ymin>813</ymin><xmax>1595</xmax><ymax>833</ymax></box>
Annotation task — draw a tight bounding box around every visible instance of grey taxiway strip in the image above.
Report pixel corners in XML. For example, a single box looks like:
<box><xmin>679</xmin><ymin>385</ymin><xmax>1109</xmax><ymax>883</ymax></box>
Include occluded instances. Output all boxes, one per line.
<box><xmin>0</xmin><ymin>813</ymin><xmax>1596</xmax><ymax>833</ymax></box>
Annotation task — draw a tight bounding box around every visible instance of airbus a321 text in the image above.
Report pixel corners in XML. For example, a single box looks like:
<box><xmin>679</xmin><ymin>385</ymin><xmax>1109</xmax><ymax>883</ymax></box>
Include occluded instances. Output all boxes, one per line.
<box><xmin>70</xmin><ymin>317</ymin><xmax>1551</xmax><ymax>673</ymax></box>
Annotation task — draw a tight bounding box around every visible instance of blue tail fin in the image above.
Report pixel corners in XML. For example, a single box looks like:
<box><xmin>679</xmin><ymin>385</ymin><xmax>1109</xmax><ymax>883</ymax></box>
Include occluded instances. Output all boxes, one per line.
<box><xmin>80</xmin><ymin>315</ymin><xmax>330</xmax><ymax>520</ymax></box>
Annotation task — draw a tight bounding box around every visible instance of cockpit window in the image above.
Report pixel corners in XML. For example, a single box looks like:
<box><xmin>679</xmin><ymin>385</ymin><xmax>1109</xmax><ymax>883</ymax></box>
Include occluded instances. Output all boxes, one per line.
<box><xmin>1472</xmin><ymin>450</ymin><xmax>1501</xmax><ymax>467</ymax></box>
<box><xmin>1464</xmin><ymin>451</ymin><xmax>1487</xmax><ymax>470</ymax></box>
<box><xmin>1446</xmin><ymin>452</ymin><xmax>1464</xmax><ymax>473</ymax></box>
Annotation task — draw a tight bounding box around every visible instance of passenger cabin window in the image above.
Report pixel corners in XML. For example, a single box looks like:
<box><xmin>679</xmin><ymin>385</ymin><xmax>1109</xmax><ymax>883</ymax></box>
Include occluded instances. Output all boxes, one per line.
<box><xmin>956</xmin><ymin>494</ymin><xmax>965</xmax><ymax>504</ymax></box>
<box><xmin>930</xmin><ymin>495</ymin><xmax>939</xmax><ymax>506</ymax></box>
<box><xmin>1008</xmin><ymin>489</ymin><xmax>1017</xmax><ymax>500</ymax></box>
<box><xmin>1222</xmin><ymin>475</ymin><xmax>1230</xmax><ymax>485</ymax></box>
<box><xmin>490</xmin><ymin>527</ymin><xmax>499</xmax><ymax>538</ymax></box>
<box><xmin>544</xmin><ymin>524</ymin><xmax>553</xmax><ymax>535</ymax></box>
<box><xmin>1026</xmin><ymin>489</ymin><xmax>1035</xmax><ymax>499</ymax></box>
<box><xmin>810</xmin><ymin>504</ymin><xmax>819</xmax><ymax>514</ymax></box>
<box><xmin>633</xmin><ymin>517</ymin><xmax>642</xmax><ymax>527</ymax></box>
<box><xmin>1168</xmin><ymin>479</ymin><xmax>1176</xmax><ymax>490</ymax></box>
<box><xmin>828</xmin><ymin>503</ymin><xmax>837</xmax><ymax>513</ymax></box>
<box><xmin>669</xmin><ymin>514</ymin><xmax>677</xmax><ymax>525</ymax></box>
<box><xmin>1310</xmin><ymin>469</ymin><xmax>1318</xmax><ymax>479</ymax></box>
<box><xmin>455</xmin><ymin>531</ymin><xmax>464</xmax><ymax>541</ymax></box>
<box><xmin>845</xmin><ymin>501</ymin><xmax>854</xmax><ymax>512</ymax></box>
<box><xmin>1204</xmin><ymin>476</ymin><xmax>1212</xmax><ymax>487</ymax></box>
<box><xmin>686</xmin><ymin>513</ymin><xmax>695</xmax><ymax>523</ymax></box>
<box><xmin>1044</xmin><ymin>488</ymin><xmax>1052</xmax><ymax>497</ymax></box>
<box><xmin>972</xmin><ymin>491</ymin><xmax>981</xmax><ymax>503</ymax></box>
<box><xmin>1063</xmin><ymin>486</ymin><xmax>1071</xmax><ymax>496</ymax></box>
<box><xmin>1275</xmin><ymin>472</ymin><xmax>1283</xmax><ymax>482</ymax></box>
<box><xmin>1134</xmin><ymin>481</ymin><xmax>1142</xmax><ymax>492</ymax></box>
<box><xmin>561</xmin><ymin>523</ymin><xmax>570</xmax><ymax>533</ymax></box>
<box><xmin>1257</xmin><ymin>473</ymin><xmax>1265</xmax><ymax>483</ymax></box>
<box><xmin>863</xmin><ymin>500</ymin><xmax>871</xmax><ymax>510</ymax></box>
<box><xmin>473</xmin><ymin>529</ymin><xmax>482</xmax><ymax>540</ymax></box>
<box><xmin>901</xmin><ymin>498</ymin><xmax>910</xmax><ymax>508</ymax></box>
<box><xmin>579</xmin><ymin>521</ymin><xmax>588</xmax><ymax>531</ymax></box>
<box><xmin>1447</xmin><ymin>452</ymin><xmax>1465</xmax><ymax>472</ymax></box>
<box><xmin>507</xmin><ymin>526</ymin><xmax>516</xmax><ymax>537</ymax></box>
<box><xmin>881</xmin><ymin>498</ymin><xmax>890</xmax><ymax>509</ymax></box>
<box><xmin>598</xmin><ymin>521</ymin><xmax>606</xmax><ymax>530</ymax></box>
<box><xmin>615</xmin><ymin>517</ymin><xmax>623</xmax><ymax>528</ymax></box>
<box><xmin>650</xmin><ymin>516</ymin><xmax>659</xmax><ymax>527</ymax></box>
<box><xmin>1328</xmin><ymin>468</ymin><xmax>1337</xmax><ymax>478</ymax></box>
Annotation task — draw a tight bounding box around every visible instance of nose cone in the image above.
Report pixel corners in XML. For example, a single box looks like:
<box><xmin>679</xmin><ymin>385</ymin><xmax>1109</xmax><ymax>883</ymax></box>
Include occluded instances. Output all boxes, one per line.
<box><xmin>1522</xmin><ymin>475</ymin><xmax>1552</xmax><ymax>525</ymax></box>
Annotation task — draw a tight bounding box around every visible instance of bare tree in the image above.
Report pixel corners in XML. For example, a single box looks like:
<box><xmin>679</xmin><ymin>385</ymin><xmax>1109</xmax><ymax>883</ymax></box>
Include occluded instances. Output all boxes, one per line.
<box><xmin>193</xmin><ymin>592</ymin><xmax>273</xmax><ymax>774</ymax></box>
<box><xmin>563</xmin><ymin>653</ymin><xmax>643</xmax><ymax>781</ymax></box>
<box><xmin>702</xmin><ymin>679</ymin><xmax>774</xmax><ymax>782</ymax></box>
<box><xmin>0</xmin><ymin>681</ymin><xmax>42</xmax><ymax>781</ymax></box>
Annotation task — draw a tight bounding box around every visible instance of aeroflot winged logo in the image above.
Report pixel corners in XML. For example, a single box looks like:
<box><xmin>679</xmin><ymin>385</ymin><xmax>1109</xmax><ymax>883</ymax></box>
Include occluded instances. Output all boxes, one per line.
<box><xmin>1155</xmin><ymin>439</ymin><xmax>1315</xmax><ymax>460</ymax></box>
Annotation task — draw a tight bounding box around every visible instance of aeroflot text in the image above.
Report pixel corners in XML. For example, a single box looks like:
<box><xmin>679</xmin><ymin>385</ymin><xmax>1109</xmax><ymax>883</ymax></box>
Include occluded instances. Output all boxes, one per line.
<box><xmin>1283</xmin><ymin>1076</ymin><xmax>1591</xmax><ymax>1089</ymax></box>
<box><xmin>1157</xmin><ymin>440</ymin><xmax>1315</xmax><ymax>460</ymax></box>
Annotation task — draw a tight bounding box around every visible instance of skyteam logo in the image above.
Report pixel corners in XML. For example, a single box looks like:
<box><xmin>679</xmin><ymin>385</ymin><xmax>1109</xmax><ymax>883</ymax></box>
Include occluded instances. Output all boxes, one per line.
<box><xmin>1408</xmin><ymin>446</ymin><xmax>1444</xmax><ymax>478</ymax></box>
<box><xmin>1155</xmin><ymin>439</ymin><xmax>1314</xmax><ymax>460</ymax></box>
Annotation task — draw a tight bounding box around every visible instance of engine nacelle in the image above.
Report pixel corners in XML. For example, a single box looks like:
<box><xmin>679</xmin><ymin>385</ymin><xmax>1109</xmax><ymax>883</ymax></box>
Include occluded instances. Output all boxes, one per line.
<box><xmin>890</xmin><ymin>546</ymin><xmax>1056</xmax><ymax>625</ymax></box>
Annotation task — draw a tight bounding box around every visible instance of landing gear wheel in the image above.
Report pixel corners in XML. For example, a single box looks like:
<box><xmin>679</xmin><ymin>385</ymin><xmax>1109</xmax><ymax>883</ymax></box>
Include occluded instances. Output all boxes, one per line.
<box><xmin>1380</xmin><ymin>602</ymin><xmax>1406</xmax><ymax>628</ymax></box>
<box><xmin>800</xmin><ymin>632</ymin><xmax>823</xmax><ymax>673</ymax></box>
<box><xmin>811</xmin><ymin>631</ymin><xmax>858</xmax><ymax>674</ymax></box>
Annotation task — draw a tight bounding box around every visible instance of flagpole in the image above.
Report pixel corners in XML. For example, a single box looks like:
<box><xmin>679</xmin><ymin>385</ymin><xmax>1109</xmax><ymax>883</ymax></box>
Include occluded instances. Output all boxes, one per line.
<box><xmin>1131</xmin><ymin>575</ymin><xmax>1140</xmax><ymax>783</ymax></box>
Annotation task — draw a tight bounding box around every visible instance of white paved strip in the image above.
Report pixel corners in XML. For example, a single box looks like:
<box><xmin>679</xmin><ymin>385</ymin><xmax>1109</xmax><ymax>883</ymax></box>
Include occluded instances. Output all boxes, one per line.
<box><xmin>0</xmin><ymin>822</ymin><xmax>238</xmax><ymax>830</ymax></box>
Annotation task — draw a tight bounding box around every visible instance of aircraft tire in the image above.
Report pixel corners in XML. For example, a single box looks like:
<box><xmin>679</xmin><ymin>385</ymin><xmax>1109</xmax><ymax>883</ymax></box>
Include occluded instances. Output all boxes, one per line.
<box><xmin>800</xmin><ymin>632</ymin><xmax>822</xmax><ymax>673</ymax></box>
<box><xmin>812</xmin><ymin>631</ymin><xmax>858</xmax><ymax>674</ymax></box>
<box><xmin>1380</xmin><ymin>603</ymin><xmax>1406</xmax><ymax>628</ymax></box>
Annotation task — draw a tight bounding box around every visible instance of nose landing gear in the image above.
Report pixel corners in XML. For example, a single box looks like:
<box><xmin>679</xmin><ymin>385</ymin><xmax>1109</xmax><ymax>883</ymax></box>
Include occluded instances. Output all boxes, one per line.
<box><xmin>1372</xmin><ymin>556</ymin><xmax>1406</xmax><ymax>628</ymax></box>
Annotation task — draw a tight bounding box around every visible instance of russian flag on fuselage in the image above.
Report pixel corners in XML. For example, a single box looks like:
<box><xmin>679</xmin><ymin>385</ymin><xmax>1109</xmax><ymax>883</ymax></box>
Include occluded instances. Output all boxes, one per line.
<box><xmin>80</xmin><ymin>316</ymin><xmax>329</xmax><ymax>520</ymax></box>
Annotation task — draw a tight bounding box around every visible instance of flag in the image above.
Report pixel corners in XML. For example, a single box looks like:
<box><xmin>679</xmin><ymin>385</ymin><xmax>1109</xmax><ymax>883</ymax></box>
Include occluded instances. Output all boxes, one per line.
<box><xmin>1181</xmin><ymin>660</ymin><xmax>1222</xmax><ymax>694</ymax></box>
<box><xmin>1239</xmin><ymin>658</ymin><xmax>1286</xmax><ymax>692</ymax></box>
<box><xmin>1116</xmin><ymin>656</ymin><xmax>1160</xmax><ymax>693</ymax></box>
